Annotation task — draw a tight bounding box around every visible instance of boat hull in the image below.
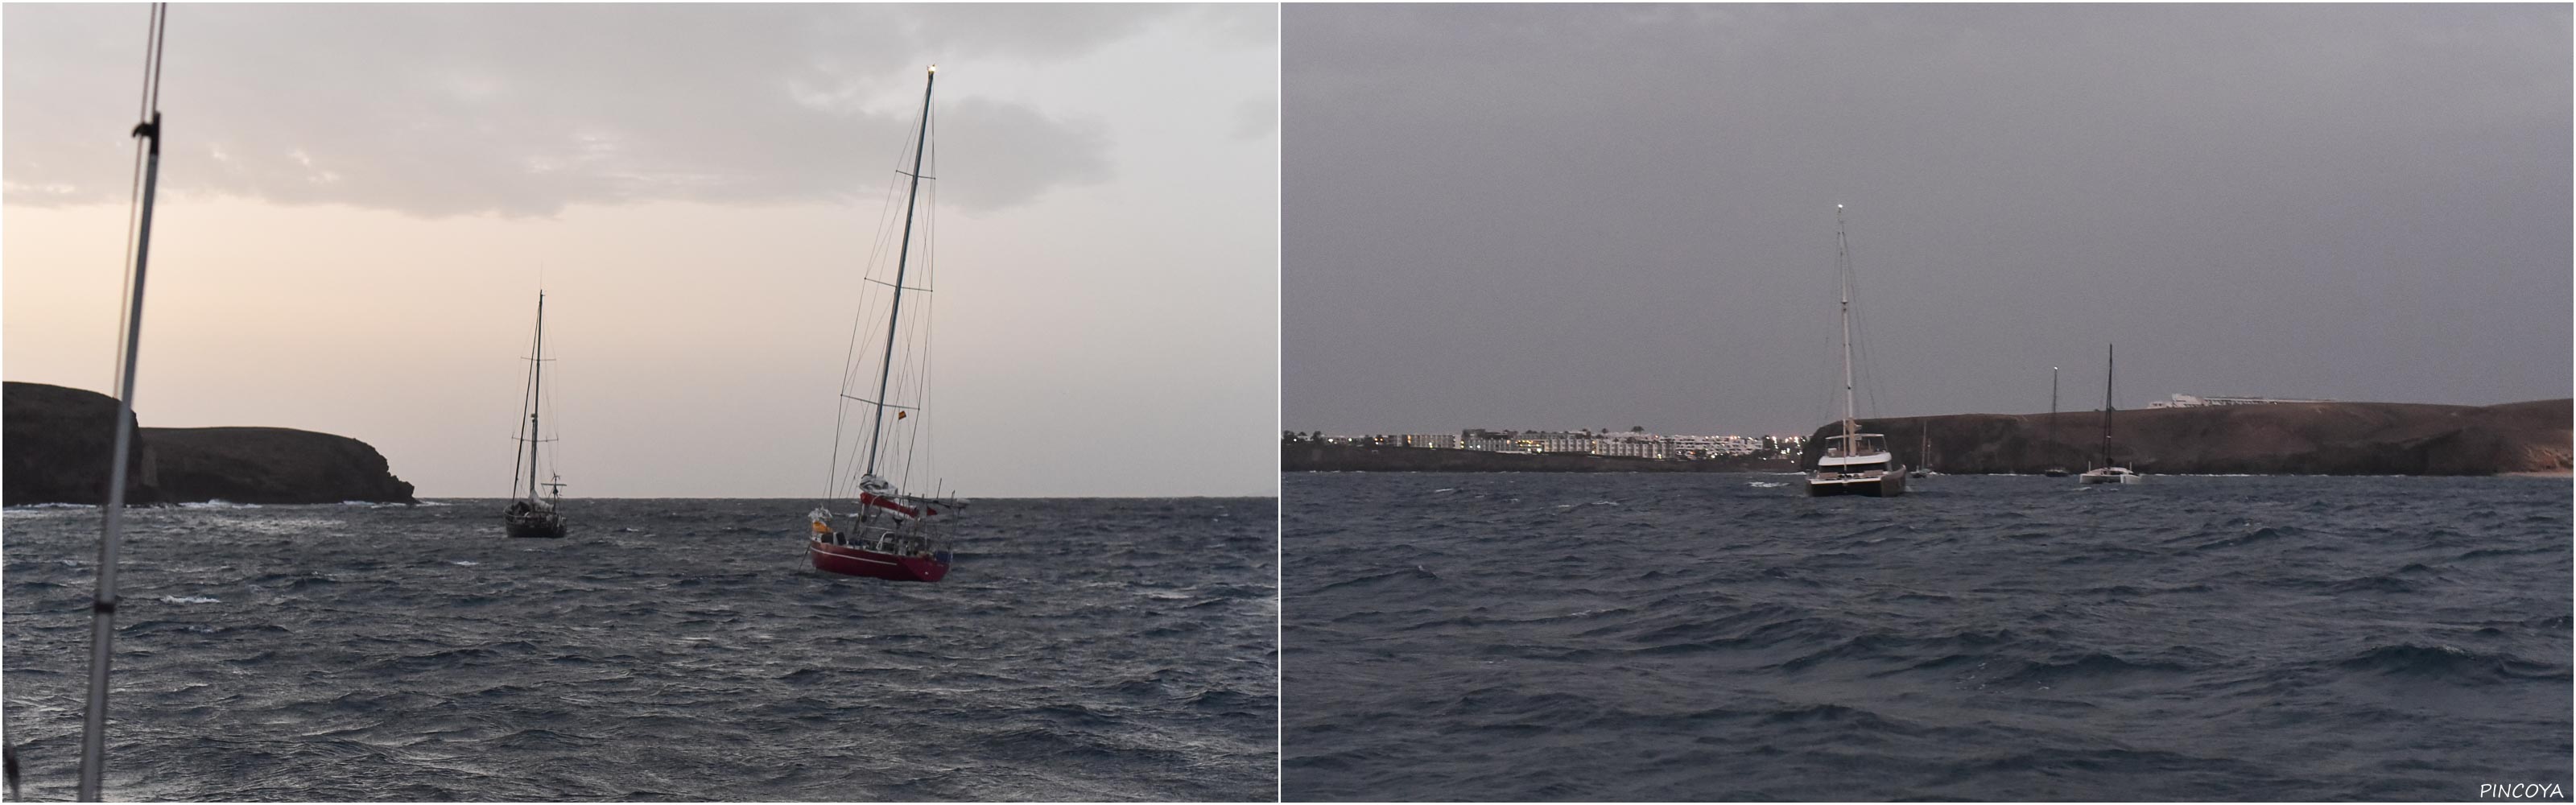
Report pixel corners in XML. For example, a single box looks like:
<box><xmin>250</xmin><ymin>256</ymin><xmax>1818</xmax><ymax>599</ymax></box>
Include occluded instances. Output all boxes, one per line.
<box><xmin>2079</xmin><ymin>469</ymin><xmax>2138</xmax><ymax>485</ymax></box>
<box><xmin>1807</xmin><ymin>469</ymin><xmax>1908</xmax><ymax>497</ymax></box>
<box><xmin>809</xmin><ymin>539</ymin><xmax>950</xmax><ymax>582</ymax></box>
<box><xmin>503</xmin><ymin>512</ymin><xmax>566</xmax><ymax>539</ymax></box>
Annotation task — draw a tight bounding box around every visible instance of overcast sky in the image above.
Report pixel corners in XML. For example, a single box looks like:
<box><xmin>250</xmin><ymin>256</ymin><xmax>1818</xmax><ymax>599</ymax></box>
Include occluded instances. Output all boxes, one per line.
<box><xmin>1284</xmin><ymin>4</ymin><xmax>2570</xmax><ymax>437</ymax></box>
<box><xmin>6</xmin><ymin>3</ymin><xmax>1277</xmax><ymax>497</ymax></box>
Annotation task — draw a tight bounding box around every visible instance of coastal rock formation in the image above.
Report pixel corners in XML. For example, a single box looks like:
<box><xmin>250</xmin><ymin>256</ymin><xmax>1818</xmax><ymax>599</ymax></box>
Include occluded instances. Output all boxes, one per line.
<box><xmin>4</xmin><ymin>382</ymin><xmax>155</xmax><ymax>505</ymax></box>
<box><xmin>2</xmin><ymin>382</ymin><xmax>417</xmax><ymax>505</ymax></box>
<box><xmin>1283</xmin><ymin>443</ymin><xmax>1799</xmax><ymax>473</ymax></box>
<box><xmin>142</xmin><ymin>427</ymin><xmax>417</xmax><ymax>504</ymax></box>
<box><xmin>1802</xmin><ymin>399</ymin><xmax>2572</xmax><ymax>477</ymax></box>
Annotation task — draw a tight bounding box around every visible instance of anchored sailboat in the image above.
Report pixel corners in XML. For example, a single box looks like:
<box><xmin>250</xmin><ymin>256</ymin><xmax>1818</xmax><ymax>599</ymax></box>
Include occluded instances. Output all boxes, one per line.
<box><xmin>1807</xmin><ymin>204</ymin><xmax>1908</xmax><ymax>497</ymax></box>
<box><xmin>807</xmin><ymin>65</ymin><xmax>964</xmax><ymax>582</ymax></box>
<box><xmin>2079</xmin><ymin>344</ymin><xmax>2139</xmax><ymax>485</ymax></box>
<box><xmin>503</xmin><ymin>291</ymin><xmax>568</xmax><ymax>538</ymax></box>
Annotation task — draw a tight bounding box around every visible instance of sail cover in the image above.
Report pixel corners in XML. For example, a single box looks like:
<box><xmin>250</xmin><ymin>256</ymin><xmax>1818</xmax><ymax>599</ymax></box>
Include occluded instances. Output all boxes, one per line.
<box><xmin>858</xmin><ymin>490</ymin><xmax>955</xmax><ymax>521</ymax></box>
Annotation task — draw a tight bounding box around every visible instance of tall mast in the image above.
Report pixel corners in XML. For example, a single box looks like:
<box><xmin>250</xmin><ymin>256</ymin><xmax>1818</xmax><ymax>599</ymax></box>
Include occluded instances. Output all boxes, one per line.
<box><xmin>83</xmin><ymin>5</ymin><xmax>167</xmax><ymax>799</ymax></box>
<box><xmin>2049</xmin><ymin>366</ymin><xmax>2059</xmax><ymax>467</ymax></box>
<box><xmin>1835</xmin><ymin>204</ymin><xmax>1854</xmax><ymax>455</ymax></box>
<box><xmin>2099</xmin><ymin>344</ymin><xmax>2115</xmax><ymax>468</ymax></box>
<box><xmin>526</xmin><ymin>291</ymin><xmax>544</xmax><ymax>501</ymax></box>
<box><xmin>863</xmin><ymin>64</ymin><xmax>935</xmax><ymax>479</ymax></box>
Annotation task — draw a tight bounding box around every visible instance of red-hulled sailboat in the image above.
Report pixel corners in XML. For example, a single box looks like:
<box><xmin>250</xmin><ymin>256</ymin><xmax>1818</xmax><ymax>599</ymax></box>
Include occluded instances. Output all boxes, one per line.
<box><xmin>807</xmin><ymin>64</ymin><xmax>964</xmax><ymax>581</ymax></box>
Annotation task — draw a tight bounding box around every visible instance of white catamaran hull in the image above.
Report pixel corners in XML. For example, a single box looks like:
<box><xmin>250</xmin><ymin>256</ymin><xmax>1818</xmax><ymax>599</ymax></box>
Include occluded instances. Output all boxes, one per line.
<box><xmin>2079</xmin><ymin>468</ymin><xmax>2138</xmax><ymax>485</ymax></box>
<box><xmin>1808</xmin><ymin>469</ymin><xmax>1909</xmax><ymax>497</ymax></box>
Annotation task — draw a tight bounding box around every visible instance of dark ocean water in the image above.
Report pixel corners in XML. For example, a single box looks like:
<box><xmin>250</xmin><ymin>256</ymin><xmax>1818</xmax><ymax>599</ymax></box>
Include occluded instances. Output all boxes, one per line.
<box><xmin>4</xmin><ymin>497</ymin><xmax>1276</xmax><ymax>801</ymax></box>
<box><xmin>1282</xmin><ymin>473</ymin><xmax>2572</xmax><ymax>801</ymax></box>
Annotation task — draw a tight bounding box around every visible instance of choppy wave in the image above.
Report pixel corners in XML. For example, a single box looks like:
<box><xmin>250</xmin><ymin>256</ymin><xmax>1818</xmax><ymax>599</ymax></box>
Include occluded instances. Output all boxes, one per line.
<box><xmin>1282</xmin><ymin>473</ymin><xmax>2571</xmax><ymax>800</ymax></box>
<box><xmin>5</xmin><ymin>497</ymin><xmax>1277</xmax><ymax>800</ymax></box>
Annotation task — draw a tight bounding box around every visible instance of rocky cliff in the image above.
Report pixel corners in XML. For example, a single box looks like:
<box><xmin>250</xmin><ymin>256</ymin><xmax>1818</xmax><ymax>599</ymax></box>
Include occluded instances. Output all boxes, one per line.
<box><xmin>4</xmin><ymin>381</ymin><xmax>155</xmax><ymax>505</ymax></box>
<box><xmin>2</xmin><ymin>382</ymin><xmax>417</xmax><ymax>505</ymax></box>
<box><xmin>1283</xmin><ymin>443</ymin><xmax>1800</xmax><ymax>473</ymax></box>
<box><xmin>141</xmin><ymin>426</ymin><xmax>417</xmax><ymax>504</ymax></box>
<box><xmin>1801</xmin><ymin>399</ymin><xmax>2572</xmax><ymax>476</ymax></box>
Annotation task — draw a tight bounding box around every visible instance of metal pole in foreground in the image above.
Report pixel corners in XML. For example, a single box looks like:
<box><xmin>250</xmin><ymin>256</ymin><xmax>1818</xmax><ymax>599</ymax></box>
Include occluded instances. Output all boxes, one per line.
<box><xmin>79</xmin><ymin>106</ymin><xmax>162</xmax><ymax>805</ymax></box>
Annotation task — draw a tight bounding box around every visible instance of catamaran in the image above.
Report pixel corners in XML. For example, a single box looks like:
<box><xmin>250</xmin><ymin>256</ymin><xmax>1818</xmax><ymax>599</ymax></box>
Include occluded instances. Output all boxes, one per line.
<box><xmin>2079</xmin><ymin>344</ymin><xmax>2140</xmax><ymax>485</ymax></box>
<box><xmin>504</xmin><ymin>291</ymin><xmax>568</xmax><ymax>537</ymax></box>
<box><xmin>807</xmin><ymin>65</ymin><xmax>964</xmax><ymax>581</ymax></box>
<box><xmin>1807</xmin><ymin>204</ymin><xmax>1907</xmax><ymax>497</ymax></box>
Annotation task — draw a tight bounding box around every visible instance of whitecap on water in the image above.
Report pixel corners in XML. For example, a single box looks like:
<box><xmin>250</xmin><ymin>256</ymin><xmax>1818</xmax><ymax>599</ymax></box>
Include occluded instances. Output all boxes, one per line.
<box><xmin>6</xmin><ymin>503</ymin><xmax>98</xmax><ymax>518</ymax></box>
<box><xmin>1748</xmin><ymin>481</ymin><xmax>1789</xmax><ymax>488</ymax></box>
<box><xmin>156</xmin><ymin>595</ymin><xmax>220</xmax><ymax>605</ymax></box>
<box><xmin>214</xmin><ymin>518</ymin><xmax>347</xmax><ymax>536</ymax></box>
<box><xmin>449</xmin><ymin>559</ymin><xmax>480</xmax><ymax>567</ymax></box>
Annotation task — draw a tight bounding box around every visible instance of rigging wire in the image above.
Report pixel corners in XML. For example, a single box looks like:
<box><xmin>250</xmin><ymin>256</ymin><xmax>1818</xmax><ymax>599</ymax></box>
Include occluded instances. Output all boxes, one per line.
<box><xmin>1847</xmin><ymin>246</ymin><xmax>1884</xmax><ymax>421</ymax></box>
<box><xmin>1814</xmin><ymin>224</ymin><xmax>1840</xmax><ymax>446</ymax></box>
<box><xmin>894</xmin><ymin>108</ymin><xmax>937</xmax><ymax>494</ymax></box>
<box><xmin>828</xmin><ymin>175</ymin><xmax>906</xmax><ymax>502</ymax></box>
<box><xmin>908</xmin><ymin>109</ymin><xmax>939</xmax><ymax>494</ymax></box>
<box><xmin>509</xmin><ymin>301</ymin><xmax>542</xmax><ymax>499</ymax></box>
<box><xmin>542</xmin><ymin>294</ymin><xmax>563</xmax><ymax>497</ymax></box>
<box><xmin>828</xmin><ymin>91</ymin><xmax>920</xmax><ymax>503</ymax></box>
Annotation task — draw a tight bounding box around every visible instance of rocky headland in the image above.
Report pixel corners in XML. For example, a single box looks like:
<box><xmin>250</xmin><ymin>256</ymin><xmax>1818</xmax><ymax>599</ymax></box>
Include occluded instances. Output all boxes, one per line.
<box><xmin>1802</xmin><ymin>399</ymin><xmax>2571</xmax><ymax>477</ymax></box>
<box><xmin>3</xmin><ymin>382</ymin><xmax>417</xmax><ymax>505</ymax></box>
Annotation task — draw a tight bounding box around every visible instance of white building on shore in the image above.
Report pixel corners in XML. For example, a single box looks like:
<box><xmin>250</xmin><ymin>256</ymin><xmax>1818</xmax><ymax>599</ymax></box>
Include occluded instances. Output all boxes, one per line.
<box><xmin>2146</xmin><ymin>394</ymin><xmax>2334</xmax><ymax>409</ymax></box>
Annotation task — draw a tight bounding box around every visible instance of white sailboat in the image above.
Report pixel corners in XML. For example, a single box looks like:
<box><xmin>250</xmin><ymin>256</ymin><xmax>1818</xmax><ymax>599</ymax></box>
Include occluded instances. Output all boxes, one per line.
<box><xmin>1808</xmin><ymin>204</ymin><xmax>1908</xmax><ymax>497</ymax></box>
<box><xmin>2079</xmin><ymin>344</ymin><xmax>2140</xmax><ymax>485</ymax></box>
<box><xmin>806</xmin><ymin>64</ymin><xmax>965</xmax><ymax>582</ymax></box>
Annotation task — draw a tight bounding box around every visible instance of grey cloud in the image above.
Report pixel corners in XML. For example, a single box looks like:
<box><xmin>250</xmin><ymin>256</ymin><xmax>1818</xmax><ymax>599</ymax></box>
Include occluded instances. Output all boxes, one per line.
<box><xmin>1284</xmin><ymin>4</ymin><xmax>2570</xmax><ymax>436</ymax></box>
<box><xmin>3</xmin><ymin>3</ymin><xmax>1179</xmax><ymax>217</ymax></box>
<box><xmin>1228</xmin><ymin>94</ymin><xmax>1278</xmax><ymax>141</ymax></box>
